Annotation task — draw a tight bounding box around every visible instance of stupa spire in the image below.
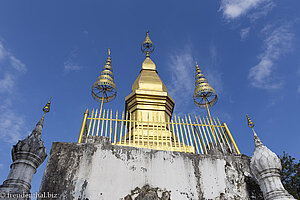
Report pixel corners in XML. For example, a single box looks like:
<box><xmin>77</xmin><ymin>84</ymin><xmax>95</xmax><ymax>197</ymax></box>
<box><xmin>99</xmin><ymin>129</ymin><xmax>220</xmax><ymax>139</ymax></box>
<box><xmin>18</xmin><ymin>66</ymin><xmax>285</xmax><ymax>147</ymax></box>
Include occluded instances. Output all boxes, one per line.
<box><xmin>105</xmin><ymin>48</ymin><xmax>111</xmax><ymax>64</ymax></box>
<box><xmin>91</xmin><ymin>49</ymin><xmax>117</xmax><ymax>113</ymax></box>
<box><xmin>246</xmin><ymin>114</ymin><xmax>263</xmax><ymax>147</ymax></box>
<box><xmin>141</xmin><ymin>31</ymin><xmax>155</xmax><ymax>57</ymax></box>
<box><xmin>193</xmin><ymin>62</ymin><xmax>218</xmax><ymax>138</ymax></box>
<box><xmin>193</xmin><ymin>62</ymin><xmax>218</xmax><ymax>109</ymax></box>
<box><xmin>80</xmin><ymin>49</ymin><xmax>118</xmax><ymax>143</ymax></box>
<box><xmin>42</xmin><ymin>98</ymin><xmax>51</xmax><ymax>115</ymax></box>
<box><xmin>124</xmin><ymin>32</ymin><xmax>179</xmax><ymax>151</ymax></box>
<box><xmin>140</xmin><ymin>31</ymin><xmax>157</xmax><ymax>71</ymax></box>
<box><xmin>32</xmin><ymin>98</ymin><xmax>51</xmax><ymax>137</ymax></box>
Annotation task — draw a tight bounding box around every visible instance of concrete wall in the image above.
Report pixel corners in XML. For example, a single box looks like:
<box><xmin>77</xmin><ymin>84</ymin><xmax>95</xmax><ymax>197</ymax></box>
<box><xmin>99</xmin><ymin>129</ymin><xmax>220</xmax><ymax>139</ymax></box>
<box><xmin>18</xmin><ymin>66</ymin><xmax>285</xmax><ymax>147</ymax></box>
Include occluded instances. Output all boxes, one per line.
<box><xmin>39</xmin><ymin>136</ymin><xmax>263</xmax><ymax>200</ymax></box>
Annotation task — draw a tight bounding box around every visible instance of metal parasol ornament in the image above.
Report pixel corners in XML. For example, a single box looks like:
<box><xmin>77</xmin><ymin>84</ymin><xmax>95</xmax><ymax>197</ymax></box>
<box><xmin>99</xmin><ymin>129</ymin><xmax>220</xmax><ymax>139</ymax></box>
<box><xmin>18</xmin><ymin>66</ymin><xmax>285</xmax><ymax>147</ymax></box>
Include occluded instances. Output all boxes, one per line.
<box><xmin>91</xmin><ymin>49</ymin><xmax>117</xmax><ymax>114</ymax></box>
<box><xmin>141</xmin><ymin>31</ymin><xmax>155</xmax><ymax>56</ymax></box>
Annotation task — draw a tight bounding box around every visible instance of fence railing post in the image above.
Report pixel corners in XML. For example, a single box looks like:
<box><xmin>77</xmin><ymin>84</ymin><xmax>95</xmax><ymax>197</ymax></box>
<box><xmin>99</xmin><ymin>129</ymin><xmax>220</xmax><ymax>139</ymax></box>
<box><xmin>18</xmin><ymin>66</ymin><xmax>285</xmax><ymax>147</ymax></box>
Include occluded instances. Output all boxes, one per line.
<box><xmin>223</xmin><ymin>123</ymin><xmax>240</xmax><ymax>154</ymax></box>
<box><xmin>78</xmin><ymin>109</ymin><xmax>89</xmax><ymax>143</ymax></box>
<box><xmin>81</xmin><ymin>108</ymin><xmax>239</xmax><ymax>155</ymax></box>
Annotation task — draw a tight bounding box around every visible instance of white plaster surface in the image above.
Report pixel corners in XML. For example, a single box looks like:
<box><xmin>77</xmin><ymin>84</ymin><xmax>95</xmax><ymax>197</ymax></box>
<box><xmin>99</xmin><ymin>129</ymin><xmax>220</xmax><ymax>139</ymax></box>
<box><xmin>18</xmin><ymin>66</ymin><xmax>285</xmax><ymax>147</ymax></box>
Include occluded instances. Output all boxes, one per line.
<box><xmin>39</xmin><ymin>140</ymin><xmax>256</xmax><ymax>200</ymax></box>
<box><xmin>74</xmin><ymin>147</ymin><xmax>198</xmax><ymax>199</ymax></box>
<box><xmin>198</xmin><ymin>159</ymin><xmax>226</xmax><ymax>199</ymax></box>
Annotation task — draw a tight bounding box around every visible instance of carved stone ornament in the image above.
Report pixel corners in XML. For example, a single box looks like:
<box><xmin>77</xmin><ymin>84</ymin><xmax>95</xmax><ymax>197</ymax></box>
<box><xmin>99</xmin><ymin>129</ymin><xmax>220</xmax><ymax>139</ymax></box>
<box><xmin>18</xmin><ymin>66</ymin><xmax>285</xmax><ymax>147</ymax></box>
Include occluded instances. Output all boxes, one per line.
<box><xmin>12</xmin><ymin>116</ymin><xmax>47</xmax><ymax>166</ymax></box>
<box><xmin>250</xmin><ymin>130</ymin><xmax>295</xmax><ymax>200</ymax></box>
<box><xmin>0</xmin><ymin>116</ymin><xmax>47</xmax><ymax>196</ymax></box>
<box><xmin>124</xmin><ymin>185</ymin><xmax>171</xmax><ymax>200</ymax></box>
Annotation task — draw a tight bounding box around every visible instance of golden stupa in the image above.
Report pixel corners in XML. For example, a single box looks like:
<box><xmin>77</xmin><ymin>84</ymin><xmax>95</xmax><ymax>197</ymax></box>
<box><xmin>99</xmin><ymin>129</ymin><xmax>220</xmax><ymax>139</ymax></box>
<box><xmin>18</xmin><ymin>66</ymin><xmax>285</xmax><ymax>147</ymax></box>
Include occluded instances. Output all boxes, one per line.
<box><xmin>124</xmin><ymin>32</ymin><xmax>194</xmax><ymax>152</ymax></box>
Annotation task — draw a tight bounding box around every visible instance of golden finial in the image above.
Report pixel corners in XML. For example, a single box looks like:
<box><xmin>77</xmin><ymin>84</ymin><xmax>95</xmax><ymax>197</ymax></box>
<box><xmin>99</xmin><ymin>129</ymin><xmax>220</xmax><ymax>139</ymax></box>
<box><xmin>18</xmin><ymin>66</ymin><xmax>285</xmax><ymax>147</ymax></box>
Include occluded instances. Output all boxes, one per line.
<box><xmin>246</xmin><ymin>114</ymin><xmax>254</xmax><ymax>128</ymax></box>
<box><xmin>193</xmin><ymin>63</ymin><xmax>217</xmax><ymax>108</ymax></box>
<box><xmin>92</xmin><ymin>49</ymin><xmax>117</xmax><ymax>103</ymax></box>
<box><xmin>246</xmin><ymin>114</ymin><xmax>263</xmax><ymax>147</ymax></box>
<box><xmin>193</xmin><ymin>63</ymin><xmax>222</xmax><ymax>151</ymax></box>
<box><xmin>43</xmin><ymin>98</ymin><xmax>51</xmax><ymax>113</ymax></box>
<box><xmin>92</xmin><ymin>49</ymin><xmax>117</xmax><ymax>118</ymax></box>
<box><xmin>141</xmin><ymin>31</ymin><xmax>155</xmax><ymax>57</ymax></box>
<box><xmin>106</xmin><ymin>48</ymin><xmax>111</xmax><ymax>63</ymax></box>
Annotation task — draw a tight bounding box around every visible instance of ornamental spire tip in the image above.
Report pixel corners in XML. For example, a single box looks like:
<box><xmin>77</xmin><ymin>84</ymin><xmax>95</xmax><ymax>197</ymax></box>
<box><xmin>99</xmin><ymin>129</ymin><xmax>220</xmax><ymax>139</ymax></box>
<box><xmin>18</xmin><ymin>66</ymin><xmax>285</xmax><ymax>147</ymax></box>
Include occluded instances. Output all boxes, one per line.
<box><xmin>106</xmin><ymin>48</ymin><xmax>111</xmax><ymax>63</ymax></box>
<box><xmin>246</xmin><ymin>114</ymin><xmax>254</xmax><ymax>128</ymax></box>
<box><xmin>91</xmin><ymin>49</ymin><xmax>117</xmax><ymax>103</ymax></box>
<box><xmin>43</xmin><ymin>98</ymin><xmax>51</xmax><ymax>114</ymax></box>
<box><xmin>193</xmin><ymin>64</ymin><xmax>217</xmax><ymax>108</ymax></box>
<box><xmin>141</xmin><ymin>31</ymin><xmax>155</xmax><ymax>57</ymax></box>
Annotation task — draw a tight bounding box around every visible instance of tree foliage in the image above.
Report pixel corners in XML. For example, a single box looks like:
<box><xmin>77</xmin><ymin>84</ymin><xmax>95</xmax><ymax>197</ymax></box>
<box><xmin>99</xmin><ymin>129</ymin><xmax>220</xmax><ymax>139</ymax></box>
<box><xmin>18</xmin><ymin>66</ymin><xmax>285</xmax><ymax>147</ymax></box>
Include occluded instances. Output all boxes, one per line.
<box><xmin>279</xmin><ymin>151</ymin><xmax>300</xmax><ymax>199</ymax></box>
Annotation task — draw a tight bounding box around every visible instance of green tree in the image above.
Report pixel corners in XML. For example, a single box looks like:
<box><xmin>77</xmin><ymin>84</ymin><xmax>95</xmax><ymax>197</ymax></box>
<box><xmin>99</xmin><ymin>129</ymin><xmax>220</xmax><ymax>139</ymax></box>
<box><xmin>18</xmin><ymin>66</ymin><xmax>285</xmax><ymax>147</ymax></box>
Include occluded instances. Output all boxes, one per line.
<box><xmin>279</xmin><ymin>151</ymin><xmax>300</xmax><ymax>199</ymax></box>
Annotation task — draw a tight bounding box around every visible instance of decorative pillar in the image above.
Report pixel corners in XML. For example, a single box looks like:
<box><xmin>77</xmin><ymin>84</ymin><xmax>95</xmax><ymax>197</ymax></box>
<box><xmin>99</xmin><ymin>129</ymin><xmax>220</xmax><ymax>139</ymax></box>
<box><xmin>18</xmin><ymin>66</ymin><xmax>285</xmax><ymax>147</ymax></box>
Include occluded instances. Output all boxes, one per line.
<box><xmin>247</xmin><ymin>115</ymin><xmax>295</xmax><ymax>200</ymax></box>
<box><xmin>0</xmin><ymin>101</ymin><xmax>50</xmax><ymax>199</ymax></box>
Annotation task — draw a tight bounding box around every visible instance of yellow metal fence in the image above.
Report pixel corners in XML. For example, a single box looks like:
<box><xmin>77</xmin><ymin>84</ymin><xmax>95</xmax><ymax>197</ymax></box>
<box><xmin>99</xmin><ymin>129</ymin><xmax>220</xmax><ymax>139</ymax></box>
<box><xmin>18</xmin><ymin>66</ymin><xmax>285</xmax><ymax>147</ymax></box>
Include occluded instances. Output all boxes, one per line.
<box><xmin>77</xmin><ymin>109</ymin><xmax>240</xmax><ymax>154</ymax></box>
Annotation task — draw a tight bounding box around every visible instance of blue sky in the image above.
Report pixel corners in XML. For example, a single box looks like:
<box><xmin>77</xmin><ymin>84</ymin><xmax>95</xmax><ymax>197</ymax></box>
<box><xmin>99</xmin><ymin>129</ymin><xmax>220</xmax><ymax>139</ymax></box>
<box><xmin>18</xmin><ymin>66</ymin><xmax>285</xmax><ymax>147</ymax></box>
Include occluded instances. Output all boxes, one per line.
<box><xmin>0</xmin><ymin>0</ymin><xmax>299</xmax><ymax>194</ymax></box>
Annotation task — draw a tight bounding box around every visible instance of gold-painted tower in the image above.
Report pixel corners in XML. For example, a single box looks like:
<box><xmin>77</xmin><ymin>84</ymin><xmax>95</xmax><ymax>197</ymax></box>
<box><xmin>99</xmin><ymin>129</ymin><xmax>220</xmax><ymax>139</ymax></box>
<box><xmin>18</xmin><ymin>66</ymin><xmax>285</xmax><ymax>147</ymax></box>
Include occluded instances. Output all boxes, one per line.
<box><xmin>124</xmin><ymin>32</ymin><xmax>193</xmax><ymax>152</ymax></box>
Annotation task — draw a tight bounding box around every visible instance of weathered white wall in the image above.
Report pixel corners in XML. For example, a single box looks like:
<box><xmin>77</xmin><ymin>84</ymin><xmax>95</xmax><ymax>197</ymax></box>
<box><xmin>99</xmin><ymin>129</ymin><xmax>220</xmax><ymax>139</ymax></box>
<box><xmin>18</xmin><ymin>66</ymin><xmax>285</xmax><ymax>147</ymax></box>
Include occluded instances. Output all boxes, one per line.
<box><xmin>39</xmin><ymin>137</ymin><xmax>262</xmax><ymax>200</ymax></box>
<box><xmin>198</xmin><ymin>159</ymin><xmax>226</xmax><ymax>199</ymax></box>
<box><xmin>74</xmin><ymin>148</ymin><xmax>198</xmax><ymax>199</ymax></box>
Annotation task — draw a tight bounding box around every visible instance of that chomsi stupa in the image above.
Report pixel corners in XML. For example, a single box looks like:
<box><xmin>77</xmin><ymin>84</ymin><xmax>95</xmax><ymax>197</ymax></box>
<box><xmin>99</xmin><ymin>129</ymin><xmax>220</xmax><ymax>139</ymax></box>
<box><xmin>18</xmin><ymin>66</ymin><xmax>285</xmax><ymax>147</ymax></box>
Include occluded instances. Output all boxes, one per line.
<box><xmin>0</xmin><ymin>32</ymin><xmax>295</xmax><ymax>200</ymax></box>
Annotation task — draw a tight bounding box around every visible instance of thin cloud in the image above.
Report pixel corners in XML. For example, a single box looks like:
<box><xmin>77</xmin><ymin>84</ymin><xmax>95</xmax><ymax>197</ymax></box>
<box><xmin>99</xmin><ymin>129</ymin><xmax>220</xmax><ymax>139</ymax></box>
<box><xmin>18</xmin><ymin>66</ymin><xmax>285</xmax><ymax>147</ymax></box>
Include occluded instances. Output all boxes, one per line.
<box><xmin>9</xmin><ymin>55</ymin><xmax>26</xmax><ymax>72</ymax></box>
<box><xmin>0</xmin><ymin>73</ymin><xmax>14</xmax><ymax>93</ymax></box>
<box><xmin>0</xmin><ymin>41</ymin><xmax>26</xmax><ymax>93</ymax></box>
<box><xmin>220</xmin><ymin>0</ymin><xmax>272</xmax><ymax>20</ymax></box>
<box><xmin>240</xmin><ymin>27</ymin><xmax>251</xmax><ymax>40</ymax></box>
<box><xmin>64</xmin><ymin>61</ymin><xmax>81</xmax><ymax>71</ymax></box>
<box><xmin>248</xmin><ymin>24</ymin><xmax>294</xmax><ymax>89</ymax></box>
<box><xmin>0</xmin><ymin>42</ymin><xmax>26</xmax><ymax>72</ymax></box>
<box><xmin>167</xmin><ymin>48</ymin><xmax>194</xmax><ymax>110</ymax></box>
<box><xmin>0</xmin><ymin>106</ymin><xmax>25</xmax><ymax>143</ymax></box>
<box><xmin>209</xmin><ymin>45</ymin><xmax>218</xmax><ymax>65</ymax></box>
<box><xmin>64</xmin><ymin>49</ymin><xmax>82</xmax><ymax>71</ymax></box>
<box><xmin>167</xmin><ymin>46</ymin><xmax>223</xmax><ymax>113</ymax></box>
<box><xmin>0</xmin><ymin>97</ymin><xmax>26</xmax><ymax>143</ymax></box>
<box><xmin>0</xmin><ymin>40</ymin><xmax>27</xmax><ymax>143</ymax></box>
<box><xmin>298</xmin><ymin>85</ymin><xmax>300</xmax><ymax>93</ymax></box>
<box><xmin>0</xmin><ymin>42</ymin><xmax>6</xmax><ymax>60</ymax></box>
<box><xmin>206</xmin><ymin>44</ymin><xmax>223</xmax><ymax>94</ymax></box>
<box><xmin>204</xmin><ymin>69</ymin><xmax>223</xmax><ymax>95</ymax></box>
<box><xmin>248</xmin><ymin>1</ymin><xmax>276</xmax><ymax>22</ymax></box>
